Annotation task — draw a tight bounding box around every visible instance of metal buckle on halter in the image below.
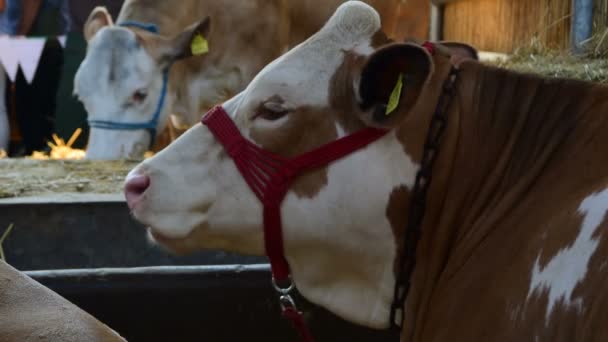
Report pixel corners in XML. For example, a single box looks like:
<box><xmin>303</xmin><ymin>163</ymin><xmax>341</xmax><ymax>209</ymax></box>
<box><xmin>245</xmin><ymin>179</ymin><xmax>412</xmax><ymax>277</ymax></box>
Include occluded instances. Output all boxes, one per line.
<box><xmin>272</xmin><ymin>276</ymin><xmax>299</xmax><ymax>312</ymax></box>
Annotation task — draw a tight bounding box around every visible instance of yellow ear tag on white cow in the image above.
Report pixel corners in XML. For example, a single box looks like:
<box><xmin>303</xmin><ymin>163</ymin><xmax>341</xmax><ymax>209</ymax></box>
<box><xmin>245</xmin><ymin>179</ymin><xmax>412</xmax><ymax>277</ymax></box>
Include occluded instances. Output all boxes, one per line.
<box><xmin>386</xmin><ymin>73</ymin><xmax>404</xmax><ymax>116</ymax></box>
<box><xmin>191</xmin><ymin>33</ymin><xmax>209</xmax><ymax>56</ymax></box>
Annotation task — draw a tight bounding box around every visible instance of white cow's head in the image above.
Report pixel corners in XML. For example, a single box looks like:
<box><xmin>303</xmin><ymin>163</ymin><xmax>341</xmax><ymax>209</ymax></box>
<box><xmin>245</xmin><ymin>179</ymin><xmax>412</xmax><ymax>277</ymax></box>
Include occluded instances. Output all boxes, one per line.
<box><xmin>75</xmin><ymin>8</ymin><xmax>209</xmax><ymax>160</ymax></box>
<box><xmin>125</xmin><ymin>2</ymin><xmax>464</xmax><ymax>329</ymax></box>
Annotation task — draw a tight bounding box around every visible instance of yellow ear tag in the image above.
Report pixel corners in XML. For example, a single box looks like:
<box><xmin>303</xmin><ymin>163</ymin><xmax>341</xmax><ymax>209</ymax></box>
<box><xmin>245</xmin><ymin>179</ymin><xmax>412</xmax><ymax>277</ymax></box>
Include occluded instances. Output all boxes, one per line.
<box><xmin>386</xmin><ymin>73</ymin><xmax>404</xmax><ymax>115</ymax></box>
<box><xmin>191</xmin><ymin>33</ymin><xmax>209</xmax><ymax>56</ymax></box>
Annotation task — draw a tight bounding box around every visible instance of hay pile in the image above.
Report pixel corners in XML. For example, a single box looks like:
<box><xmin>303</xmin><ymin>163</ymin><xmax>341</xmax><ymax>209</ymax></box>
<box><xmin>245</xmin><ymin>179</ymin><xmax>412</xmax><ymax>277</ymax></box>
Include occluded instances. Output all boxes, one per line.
<box><xmin>0</xmin><ymin>127</ymin><xmax>156</xmax><ymax>199</ymax></box>
<box><xmin>0</xmin><ymin>159</ymin><xmax>139</xmax><ymax>199</ymax></box>
<box><xmin>489</xmin><ymin>48</ymin><xmax>608</xmax><ymax>84</ymax></box>
<box><xmin>29</xmin><ymin>129</ymin><xmax>86</xmax><ymax>160</ymax></box>
<box><xmin>484</xmin><ymin>31</ymin><xmax>608</xmax><ymax>84</ymax></box>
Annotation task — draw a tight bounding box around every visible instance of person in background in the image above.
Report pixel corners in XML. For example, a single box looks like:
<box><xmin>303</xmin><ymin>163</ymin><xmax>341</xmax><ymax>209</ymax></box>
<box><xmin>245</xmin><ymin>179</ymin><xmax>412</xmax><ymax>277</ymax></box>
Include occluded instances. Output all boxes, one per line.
<box><xmin>0</xmin><ymin>0</ymin><xmax>11</xmax><ymax>152</ymax></box>
<box><xmin>2</xmin><ymin>0</ymin><xmax>124</xmax><ymax>155</ymax></box>
<box><xmin>8</xmin><ymin>0</ymin><xmax>70</xmax><ymax>155</ymax></box>
<box><xmin>0</xmin><ymin>60</ymin><xmax>7</xmax><ymax>153</ymax></box>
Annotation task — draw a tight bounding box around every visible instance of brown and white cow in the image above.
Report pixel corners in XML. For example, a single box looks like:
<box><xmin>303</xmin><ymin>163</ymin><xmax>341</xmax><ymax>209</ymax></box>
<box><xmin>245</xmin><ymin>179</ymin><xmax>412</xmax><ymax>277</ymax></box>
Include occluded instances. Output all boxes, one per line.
<box><xmin>74</xmin><ymin>0</ymin><xmax>417</xmax><ymax>160</ymax></box>
<box><xmin>124</xmin><ymin>2</ymin><xmax>608</xmax><ymax>341</ymax></box>
<box><xmin>0</xmin><ymin>260</ymin><xmax>126</xmax><ymax>341</ymax></box>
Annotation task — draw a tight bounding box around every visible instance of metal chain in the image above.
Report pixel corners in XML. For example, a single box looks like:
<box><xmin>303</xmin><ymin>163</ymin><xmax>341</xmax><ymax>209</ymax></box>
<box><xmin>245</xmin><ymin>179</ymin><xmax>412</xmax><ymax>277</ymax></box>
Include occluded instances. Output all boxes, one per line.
<box><xmin>390</xmin><ymin>67</ymin><xmax>460</xmax><ymax>338</ymax></box>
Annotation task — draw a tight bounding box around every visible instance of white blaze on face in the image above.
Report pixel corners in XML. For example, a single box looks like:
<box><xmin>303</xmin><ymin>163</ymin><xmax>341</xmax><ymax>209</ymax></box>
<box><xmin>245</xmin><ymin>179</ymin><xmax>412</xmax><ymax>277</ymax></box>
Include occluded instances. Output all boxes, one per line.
<box><xmin>528</xmin><ymin>187</ymin><xmax>608</xmax><ymax>321</ymax></box>
<box><xmin>75</xmin><ymin>27</ymin><xmax>170</xmax><ymax>160</ymax></box>
<box><xmin>128</xmin><ymin>2</ymin><xmax>418</xmax><ymax>328</ymax></box>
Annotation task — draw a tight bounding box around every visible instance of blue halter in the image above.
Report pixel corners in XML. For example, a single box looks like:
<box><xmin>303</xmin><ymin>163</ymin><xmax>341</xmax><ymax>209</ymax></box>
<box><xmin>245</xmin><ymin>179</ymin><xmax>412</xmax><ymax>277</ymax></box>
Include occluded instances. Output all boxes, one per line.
<box><xmin>87</xmin><ymin>21</ymin><xmax>168</xmax><ymax>149</ymax></box>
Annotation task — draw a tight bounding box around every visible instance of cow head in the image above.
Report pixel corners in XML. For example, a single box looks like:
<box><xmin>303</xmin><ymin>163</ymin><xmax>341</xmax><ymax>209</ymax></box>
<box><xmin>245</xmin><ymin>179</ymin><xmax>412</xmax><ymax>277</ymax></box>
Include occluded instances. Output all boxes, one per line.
<box><xmin>74</xmin><ymin>7</ymin><xmax>210</xmax><ymax>160</ymax></box>
<box><xmin>125</xmin><ymin>2</ymin><xmax>469</xmax><ymax>329</ymax></box>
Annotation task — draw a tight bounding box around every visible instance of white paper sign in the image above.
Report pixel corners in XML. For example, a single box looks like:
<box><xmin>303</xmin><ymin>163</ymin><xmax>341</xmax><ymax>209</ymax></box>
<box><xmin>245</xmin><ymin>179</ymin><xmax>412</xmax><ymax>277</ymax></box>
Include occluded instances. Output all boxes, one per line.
<box><xmin>0</xmin><ymin>36</ymin><xmax>69</xmax><ymax>84</ymax></box>
<box><xmin>13</xmin><ymin>37</ymin><xmax>46</xmax><ymax>84</ymax></box>
<box><xmin>0</xmin><ymin>36</ymin><xmax>20</xmax><ymax>82</ymax></box>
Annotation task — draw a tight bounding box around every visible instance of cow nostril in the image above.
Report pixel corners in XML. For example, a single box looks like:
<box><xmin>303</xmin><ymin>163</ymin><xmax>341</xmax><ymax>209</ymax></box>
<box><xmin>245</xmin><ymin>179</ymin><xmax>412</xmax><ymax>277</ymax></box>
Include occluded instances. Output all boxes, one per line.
<box><xmin>125</xmin><ymin>174</ymin><xmax>150</xmax><ymax>208</ymax></box>
<box><xmin>127</xmin><ymin>174</ymin><xmax>150</xmax><ymax>194</ymax></box>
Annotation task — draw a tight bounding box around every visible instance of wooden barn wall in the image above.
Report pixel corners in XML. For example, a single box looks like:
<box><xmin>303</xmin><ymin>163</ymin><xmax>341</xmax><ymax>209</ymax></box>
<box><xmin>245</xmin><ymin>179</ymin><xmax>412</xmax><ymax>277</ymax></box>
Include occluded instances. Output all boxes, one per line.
<box><xmin>388</xmin><ymin>0</ymin><xmax>430</xmax><ymax>41</ymax></box>
<box><xmin>443</xmin><ymin>0</ymin><xmax>572</xmax><ymax>53</ymax></box>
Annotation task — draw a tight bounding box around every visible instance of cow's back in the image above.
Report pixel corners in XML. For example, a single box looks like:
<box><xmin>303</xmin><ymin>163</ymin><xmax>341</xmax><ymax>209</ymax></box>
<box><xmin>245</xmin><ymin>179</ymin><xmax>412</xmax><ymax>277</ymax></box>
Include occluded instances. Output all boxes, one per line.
<box><xmin>0</xmin><ymin>260</ymin><xmax>126</xmax><ymax>341</ymax></box>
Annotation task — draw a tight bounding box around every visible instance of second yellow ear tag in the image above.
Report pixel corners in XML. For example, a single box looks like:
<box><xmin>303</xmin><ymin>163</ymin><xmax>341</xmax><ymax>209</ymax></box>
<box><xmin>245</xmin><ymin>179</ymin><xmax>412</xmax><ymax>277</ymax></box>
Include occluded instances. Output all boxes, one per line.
<box><xmin>386</xmin><ymin>73</ymin><xmax>404</xmax><ymax>115</ymax></box>
<box><xmin>191</xmin><ymin>33</ymin><xmax>209</xmax><ymax>56</ymax></box>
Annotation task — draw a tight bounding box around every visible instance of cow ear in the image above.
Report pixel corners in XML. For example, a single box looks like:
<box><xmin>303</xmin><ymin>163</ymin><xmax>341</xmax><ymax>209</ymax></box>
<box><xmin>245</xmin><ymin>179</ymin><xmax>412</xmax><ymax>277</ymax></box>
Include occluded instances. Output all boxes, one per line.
<box><xmin>438</xmin><ymin>41</ymin><xmax>479</xmax><ymax>65</ymax></box>
<box><xmin>84</xmin><ymin>7</ymin><xmax>114</xmax><ymax>41</ymax></box>
<box><xmin>357</xmin><ymin>43</ymin><xmax>432</xmax><ymax>129</ymax></box>
<box><xmin>153</xmin><ymin>17</ymin><xmax>211</xmax><ymax>68</ymax></box>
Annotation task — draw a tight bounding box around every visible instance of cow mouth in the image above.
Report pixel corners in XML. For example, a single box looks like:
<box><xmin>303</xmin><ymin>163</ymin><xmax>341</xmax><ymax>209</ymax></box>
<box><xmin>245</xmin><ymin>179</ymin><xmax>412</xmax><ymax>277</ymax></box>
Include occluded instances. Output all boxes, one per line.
<box><xmin>148</xmin><ymin>228</ymin><xmax>177</xmax><ymax>243</ymax></box>
<box><xmin>146</xmin><ymin>227</ymin><xmax>196</xmax><ymax>255</ymax></box>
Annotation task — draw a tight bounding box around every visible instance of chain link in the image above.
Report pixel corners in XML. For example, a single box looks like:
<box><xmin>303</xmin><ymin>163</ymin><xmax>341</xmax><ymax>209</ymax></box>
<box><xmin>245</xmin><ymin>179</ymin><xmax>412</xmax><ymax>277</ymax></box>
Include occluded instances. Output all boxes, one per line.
<box><xmin>390</xmin><ymin>67</ymin><xmax>460</xmax><ymax>337</ymax></box>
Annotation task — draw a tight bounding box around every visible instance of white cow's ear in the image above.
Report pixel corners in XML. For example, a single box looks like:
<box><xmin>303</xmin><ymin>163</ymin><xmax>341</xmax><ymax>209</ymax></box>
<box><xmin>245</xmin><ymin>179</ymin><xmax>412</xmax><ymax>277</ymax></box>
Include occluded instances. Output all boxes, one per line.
<box><xmin>84</xmin><ymin>7</ymin><xmax>114</xmax><ymax>42</ymax></box>
<box><xmin>152</xmin><ymin>17</ymin><xmax>211</xmax><ymax>68</ymax></box>
<box><xmin>356</xmin><ymin>43</ymin><xmax>433</xmax><ymax>129</ymax></box>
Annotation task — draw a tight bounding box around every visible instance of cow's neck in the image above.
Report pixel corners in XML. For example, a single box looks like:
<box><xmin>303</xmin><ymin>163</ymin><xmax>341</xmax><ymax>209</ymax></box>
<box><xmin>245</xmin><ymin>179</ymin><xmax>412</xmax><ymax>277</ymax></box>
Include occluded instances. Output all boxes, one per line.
<box><xmin>387</xmin><ymin>53</ymin><xmax>463</xmax><ymax>336</ymax></box>
<box><xmin>403</xmin><ymin>60</ymin><xmax>608</xmax><ymax>338</ymax></box>
<box><xmin>442</xmin><ymin>62</ymin><xmax>606</xmax><ymax>266</ymax></box>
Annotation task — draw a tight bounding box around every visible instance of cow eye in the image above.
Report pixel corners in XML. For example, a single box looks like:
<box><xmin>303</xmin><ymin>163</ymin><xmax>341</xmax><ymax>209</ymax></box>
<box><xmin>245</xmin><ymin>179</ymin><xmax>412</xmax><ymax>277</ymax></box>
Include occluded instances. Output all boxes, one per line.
<box><xmin>257</xmin><ymin>101</ymin><xmax>289</xmax><ymax>121</ymax></box>
<box><xmin>132</xmin><ymin>89</ymin><xmax>148</xmax><ymax>104</ymax></box>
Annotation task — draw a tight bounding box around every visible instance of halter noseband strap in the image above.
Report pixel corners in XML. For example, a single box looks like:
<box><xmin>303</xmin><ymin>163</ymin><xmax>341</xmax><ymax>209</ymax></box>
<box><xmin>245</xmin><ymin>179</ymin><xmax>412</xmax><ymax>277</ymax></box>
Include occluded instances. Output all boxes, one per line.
<box><xmin>87</xmin><ymin>21</ymin><xmax>169</xmax><ymax>150</ymax></box>
<box><xmin>202</xmin><ymin>106</ymin><xmax>387</xmax><ymax>341</ymax></box>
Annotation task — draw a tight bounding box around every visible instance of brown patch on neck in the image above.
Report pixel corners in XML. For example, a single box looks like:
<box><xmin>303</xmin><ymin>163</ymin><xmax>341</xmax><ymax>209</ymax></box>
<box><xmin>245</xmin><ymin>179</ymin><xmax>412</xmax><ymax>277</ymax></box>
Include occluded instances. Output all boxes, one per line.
<box><xmin>386</xmin><ymin>185</ymin><xmax>411</xmax><ymax>274</ymax></box>
<box><xmin>250</xmin><ymin>107</ymin><xmax>338</xmax><ymax>199</ymax></box>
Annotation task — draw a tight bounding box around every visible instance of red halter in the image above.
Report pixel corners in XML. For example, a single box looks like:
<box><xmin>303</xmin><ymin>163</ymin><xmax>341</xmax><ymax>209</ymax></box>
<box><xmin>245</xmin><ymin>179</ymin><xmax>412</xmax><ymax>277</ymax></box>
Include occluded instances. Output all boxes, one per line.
<box><xmin>202</xmin><ymin>106</ymin><xmax>387</xmax><ymax>341</ymax></box>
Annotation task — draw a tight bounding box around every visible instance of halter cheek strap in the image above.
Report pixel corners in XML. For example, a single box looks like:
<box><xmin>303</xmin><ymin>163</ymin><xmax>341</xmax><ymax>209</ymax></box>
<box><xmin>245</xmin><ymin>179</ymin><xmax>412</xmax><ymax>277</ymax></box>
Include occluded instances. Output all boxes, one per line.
<box><xmin>87</xmin><ymin>21</ymin><xmax>169</xmax><ymax>150</ymax></box>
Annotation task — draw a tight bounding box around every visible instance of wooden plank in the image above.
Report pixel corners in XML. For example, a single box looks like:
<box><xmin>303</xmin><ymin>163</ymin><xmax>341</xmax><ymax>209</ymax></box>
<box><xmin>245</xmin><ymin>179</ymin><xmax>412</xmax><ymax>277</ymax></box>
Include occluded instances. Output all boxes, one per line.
<box><xmin>443</xmin><ymin>0</ymin><xmax>571</xmax><ymax>53</ymax></box>
<box><xmin>287</xmin><ymin>0</ymin><xmax>430</xmax><ymax>46</ymax></box>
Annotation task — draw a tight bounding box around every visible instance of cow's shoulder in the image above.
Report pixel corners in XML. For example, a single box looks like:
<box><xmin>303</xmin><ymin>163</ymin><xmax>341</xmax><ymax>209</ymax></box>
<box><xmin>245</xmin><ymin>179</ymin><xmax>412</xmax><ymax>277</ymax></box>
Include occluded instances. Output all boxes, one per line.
<box><xmin>522</xmin><ymin>187</ymin><xmax>608</xmax><ymax>340</ymax></box>
<box><xmin>419</xmin><ymin>184</ymin><xmax>608</xmax><ymax>341</ymax></box>
<box><xmin>0</xmin><ymin>261</ymin><xmax>126</xmax><ymax>341</ymax></box>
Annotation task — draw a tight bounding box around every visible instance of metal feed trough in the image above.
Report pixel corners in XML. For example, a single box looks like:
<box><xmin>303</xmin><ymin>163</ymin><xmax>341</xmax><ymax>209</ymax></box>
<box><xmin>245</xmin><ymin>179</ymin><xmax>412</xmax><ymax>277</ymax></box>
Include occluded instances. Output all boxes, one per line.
<box><xmin>0</xmin><ymin>194</ymin><xmax>394</xmax><ymax>341</ymax></box>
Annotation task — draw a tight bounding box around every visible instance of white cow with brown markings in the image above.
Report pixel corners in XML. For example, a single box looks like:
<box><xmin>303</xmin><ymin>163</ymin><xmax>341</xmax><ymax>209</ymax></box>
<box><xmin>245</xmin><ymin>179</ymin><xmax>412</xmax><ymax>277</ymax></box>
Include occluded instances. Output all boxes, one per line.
<box><xmin>124</xmin><ymin>2</ymin><xmax>608</xmax><ymax>341</ymax></box>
